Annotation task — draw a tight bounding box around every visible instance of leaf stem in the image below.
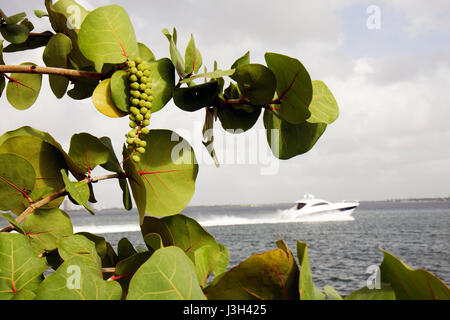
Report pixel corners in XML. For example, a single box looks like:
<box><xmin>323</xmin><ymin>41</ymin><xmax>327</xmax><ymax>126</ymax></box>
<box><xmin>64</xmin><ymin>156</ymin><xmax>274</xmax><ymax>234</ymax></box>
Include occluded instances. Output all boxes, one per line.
<box><xmin>0</xmin><ymin>65</ymin><xmax>107</xmax><ymax>80</ymax></box>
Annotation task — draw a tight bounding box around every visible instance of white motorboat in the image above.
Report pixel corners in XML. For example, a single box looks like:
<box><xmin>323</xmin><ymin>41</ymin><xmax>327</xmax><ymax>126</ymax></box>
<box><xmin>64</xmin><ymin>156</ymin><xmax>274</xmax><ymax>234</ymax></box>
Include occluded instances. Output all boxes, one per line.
<box><xmin>283</xmin><ymin>194</ymin><xmax>359</xmax><ymax>220</ymax></box>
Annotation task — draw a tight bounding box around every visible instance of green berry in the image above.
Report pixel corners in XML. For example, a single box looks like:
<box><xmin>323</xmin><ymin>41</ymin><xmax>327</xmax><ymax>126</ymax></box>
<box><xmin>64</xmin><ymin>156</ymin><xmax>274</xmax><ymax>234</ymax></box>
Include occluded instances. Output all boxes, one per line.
<box><xmin>137</xmin><ymin>64</ymin><xmax>145</xmax><ymax>71</ymax></box>
<box><xmin>138</xmin><ymin>100</ymin><xmax>146</xmax><ymax>107</ymax></box>
<box><xmin>130</xmin><ymin>67</ymin><xmax>138</xmax><ymax>74</ymax></box>
<box><xmin>136</xmin><ymin>147</ymin><xmax>146</xmax><ymax>154</ymax></box>
<box><xmin>144</xmin><ymin>88</ymin><xmax>152</xmax><ymax>95</ymax></box>
<box><xmin>140</xmin><ymin>93</ymin><xmax>148</xmax><ymax>100</ymax></box>
<box><xmin>130</xmin><ymin>106</ymin><xmax>139</xmax><ymax>115</ymax></box>
<box><xmin>139</xmin><ymin>140</ymin><xmax>147</xmax><ymax>147</ymax></box>
<box><xmin>126</xmin><ymin>138</ymin><xmax>134</xmax><ymax>144</ymax></box>
<box><xmin>148</xmin><ymin>96</ymin><xmax>154</xmax><ymax>102</ymax></box>
<box><xmin>129</xmin><ymin>114</ymin><xmax>136</xmax><ymax>121</ymax></box>
<box><xmin>129</xmin><ymin>121</ymin><xmax>138</xmax><ymax>128</ymax></box>
<box><xmin>128</xmin><ymin>131</ymin><xmax>136</xmax><ymax>138</ymax></box>
<box><xmin>141</xmin><ymin>127</ymin><xmax>150</xmax><ymax>134</ymax></box>
<box><xmin>136</xmin><ymin>71</ymin><xmax>143</xmax><ymax>78</ymax></box>
<box><xmin>135</xmin><ymin>57</ymin><xmax>142</xmax><ymax>64</ymax></box>
<box><xmin>129</xmin><ymin>74</ymin><xmax>138</xmax><ymax>82</ymax></box>
<box><xmin>139</xmin><ymin>83</ymin><xmax>147</xmax><ymax>91</ymax></box>
<box><xmin>134</xmin><ymin>137</ymin><xmax>141</xmax><ymax>144</ymax></box>
<box><xmin>132</xmin><ymin>98</ymin><xmax>140</xmax><ymax>106</ymax></box>
<box><xmin>130</xmin><ymin>82</ymin><xmax>140</xmax><ymax>90</ymax></box>
<box><xmin>140</xmin><ymin>107</ymin><xmax>148</xmax><ymax>114</ymax></box>
<box><xmin>135</xmin><ymin>114</ymin><xmax>144</xmax><ymax>121</ymax></box>
<box><xmin>144</xmin><ymin>101</ymin><xmax>152</xmax><ymax>108</ymax></box>
<box><xmin>146</xmin><ymin>83</ymin><xmax>152</xmax><ymax>89</ymax></box>
<box><xmin>145</xmin><ymin>112</ymin><xmax>151</xmax><ymax>119</ymax></box>
<box><xmin>132</xmin><ymin>155</ymin><xmax>141</xmax><ymax>163</ymax></box>
<box><xmin>127</xmin><ymin>61</ymin><xmax>136</xmax><ymax>68</ymax></box>
<box><xmin>143</xmin><ymin>70</ymin><xmax>150</xmax><ymax>77</ymax></box>
<box><xmin>143</xmin><ymin>119</ymin><xmax>150</xmax><ymax>126</ymax></box>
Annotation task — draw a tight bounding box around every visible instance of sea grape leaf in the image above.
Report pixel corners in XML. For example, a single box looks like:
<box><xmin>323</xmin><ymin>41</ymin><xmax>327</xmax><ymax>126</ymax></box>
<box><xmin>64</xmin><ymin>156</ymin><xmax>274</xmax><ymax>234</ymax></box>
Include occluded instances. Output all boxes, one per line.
<box><xmin>164</xmin><ymin>29</ymin><xmax>185</xmax><ymax>78</ymax></box>
<box><xmin>344</xmin><ymin>283</ymin><xmax>395</xmax><ymax>300</ymax></box>
<box><xmin>0</xmin><ymin>40</ymin><xmax>4</xmax><ymax>97</ymax></box>
<box><xmin>0</xmin><ymin>153</ymin><xmax>35</xmax><ymax>211</ymax></box>
<box><xmin>99</xmin><ymin>137</ymin><xmax>132</xmax><ymax>210</ymax></box>
<box><xmin>0</xmin><ymin>233</ymin><xmax>48</xmax><ymax>300</ymax></box>
<box><xmin>51</xmin><ymin>0</ymin><xmax>89</xmax><ymax>31</ymax></box>
<box><xmin>296</xmin><ymin>240</ymin><xmax>325</xmax><ymax>300</ymax></box>
<box><xmin>380</xmin><ymin>249</ymin><xmax>450</xmax><ymax>300</ymax></box>
<box><xmin>68</xmin><ymin>132</ymin><xmax>111</xmax><ymax>174</ymax></box>
<box><xmin>0</xmin><ymin>126</ymin><xmax>85</xmax><ymax>180</ymax></box>
<box><xmin>123</xmin><ymin>130</ymin><xmax>198</xmax><ymax>222</ymax></box>
<box><xmin>307</xmin><ymin>80</ymin><xmax>339</xmax><ymax>124</ymax></box>
<box><xmin>143</xmin><ymin>233</ymin><xmax>163</xmax><ymax>252</ymax></box>
<box><xmin>214</xmin><ymin>243</ymin><xmax>230</xmax><ymax>277</ymax></box>
<box><xmin>43</xmin><ymin>33</ymin><xmax>73</xmax><ymax>98</ymax></box>
<box><xmin>263</xmin><ymin>109</ymin><xmax>327</xmax><ymax>160</ymax></box>
<box><xmin>6</xmin><ymin>62</ymin><xmax>42</xmax><ymax>110</ymax></box>
<box><xmin>217</xmin><ymin>103</ymin><xmax>261</xmax><ymax>132</ymax></box>
<box><xmin>265</xmin><ymin>52</ymin><xmax>312</xmax><ymax>124</ymax></box>
<box><xmin>114</xmin><ymin>251</ymin><xmax>151</xmax><ymax>292</ymax></box>
<box><xmin>230</xmin><ymin>63</ymin><xmax>276</xmax><ymax>105</ymax></box>
<box><xmin>110</xmin><ymin>70</ymin><xmax>130</xmax><ymax>113</ymax></box>
<box><xmin>76</xmin><ymin>232</ymin><xmax>117</xmax><ymax>268</ymax></box>
<box><xmin>140</xmin><ymin>214</ymin><xmax>225</xmax><ymax>285</ymax></box>
<box><xmin>34</xmin><ymin>10</ymin><xmax>48</xmax><ymax>18</ymax></box>
<box><xmin>0</xmin><ymin>10</ymin><xmax>26</xmax><ymax>25</ymax></box>
<box><xmin>0</xmin><ymin>212</ymin><xmax>26</xmax><ymax>234</ymax></box>
<box><xmin>323</xmin><ymin>285</ymin><xmax>343</xmax><ymax>300</ymax></box>
<box><xmin>179</xmin><ymin>69</ymin><xmax>235</xmax><ymax>84</ymax></box>
<box><xmin>3</xmin><ymin>31</ymin><xmax>53</xmax><ymax>53</ymax></box>
<box><xmin>78</xmin><ymin>5</ymin><xmax>138</xmax><ymax>65</ymax></box>
<box><xmin>60</xmin><ymin>169</ymin><xmax>94</xmax><ymax>215</ymax></box>
<box><xmin>35</xmin><ymin>256</ymin><xmax>122</xmax><ymax>300</ymax></box>
<box><xmin>138</xmin><ymin>42</ymin><xmax>155</xmax><ymax>62</ymax></box>
<box><xmin>205</xmin><ymin>240</ymin><xmax>299</xmax><ymax>300</ymax></box>
<box><xmin>146</xmin><ymin>58</ymin><xmax>175</xmax><ymax>113</ymax></box>
<box><xmin>92</xmin><ymin>78</ymin><xmax>128</xmax><ymax>118</ymax></box>
<box><xmin>185</xmin><ymin>34</ymin><xmax>202</xmax><ymax>75</ymax></box>
<box><xmin>22</xmin><ymin>208</ymin><xmax>73</xmax><ymax>254</ymax></box>
<box><xmin>57</xmin><ymin>235</ymin><xmax>102</xmax><ymax>273</ymax></box>
<box><xmin>0</xmin><ymin>135</ymin><xmax>67</xmax><ymax>209</ymax></box>
<box><xmin>127</xmin><ymin>246</ymin><xmax>206</xmax><ymax>300</ymax></box>
<box><xmin>0</xmin><ymin>24</ymin><xmax>29</xmax><ymax>44</ymax></box>
<box><xmin>117</xmin><ymin>237</ymin><xmax>138</xmax><ymax>261</ymax></box>
<box><xmin>173</xmin><ymin>81</ymin><xmax>219</xmax><ymax>112</ymax></box>
<box><xmin>231</xmin><ymin>51</ymin><xmax>250</xmax><ymax>69</ymax></box>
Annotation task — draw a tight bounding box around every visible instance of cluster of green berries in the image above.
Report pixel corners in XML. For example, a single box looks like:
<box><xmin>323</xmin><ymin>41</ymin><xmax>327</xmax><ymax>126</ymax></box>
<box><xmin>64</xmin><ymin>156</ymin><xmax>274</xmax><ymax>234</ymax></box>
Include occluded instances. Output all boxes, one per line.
<box><xmin>125</xmin><ymin>57</ymin><xmax>153</xmax><ymax>163</ymax></box>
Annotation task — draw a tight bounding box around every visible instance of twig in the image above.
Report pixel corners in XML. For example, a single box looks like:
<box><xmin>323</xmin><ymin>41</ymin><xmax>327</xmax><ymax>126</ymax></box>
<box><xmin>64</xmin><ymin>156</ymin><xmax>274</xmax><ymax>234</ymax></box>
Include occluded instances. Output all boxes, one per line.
<box><xmin>0</xmin><ymin>65</ymin><xmax>107</xmax><ymax>80</ymax></box>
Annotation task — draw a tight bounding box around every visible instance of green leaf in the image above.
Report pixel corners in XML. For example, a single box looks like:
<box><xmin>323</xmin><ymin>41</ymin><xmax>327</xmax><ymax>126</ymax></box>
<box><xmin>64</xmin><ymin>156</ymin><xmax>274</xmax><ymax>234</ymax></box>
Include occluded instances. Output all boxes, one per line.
<box><xmin>0</xmin><ymin>233</ymin><xmax>48</xmax><ymax>300</ymax></box>
<box><xmin>3</xmin><ymin>31</ymin><xmax>52</xmax><ymax>53</ymax></box>
<box><xmin>0</xmin><ymin>24</ymin><xmax>29</xmax><ymax>44</ymax></box>
<box><xmin>265</xmin><ymin>52</ymin><xmax>312</xmax><ymax>124</ymax></box>
<box><xmin>78</xmin><ymin>5</ymin><xmax>138</xmax><ymax>65</ymax></box>
<box><xmin>217</xmin><ymin>103</ymin><xmax>261</xmax><ymax>132</ymax></box>
<box><xmin>76</xmin><ymin>232</ymin><xmax>117</xmax><ymax>268</ymax></box>
<box><xmin>380</xmin><ymin>249</ymin><xmax>450</xmax><ymax>300</ymax></box>
<box><xmin>34</xmin><ymin>10</ymin><xmax>48</xmax><ymax>18</ymax></box>
<box><xmin>0</xmin><ymin>135</ymin><xmax>67</xmax><ymax>209</ymax></box>
<box><xmin>117</xmin><ymin>237</ymin><xmax>138</xmax><ymax>261</ymax></box>
<box><xmin>67</xmin><ymin>76</ymin><xmax>98</xmax><ymax>100</ymax></box>
<box><xmin>22</xmin><ymin>208</ymin><xmax>73</xmax><ymax>254</ymax></box>
<box><xmin>60</xmin><ymin>169</ymin><xmax>94</xmax><ymax>215</ymax></box>
<box><xmin>173</xmin><ymin>81</ymin><xmax>219</xmax><ymax>112</ymax></box>
<box><xmin>231</xmin><ymin>51</ymin><xmax>250</xmax><ymax>69</ymax></box>
<box><xmin>123</xmin><ymin>130</ymin><xmax>198</xmax><ymax>222</ymax></box>
<box><xmin>43</xmin><ymin>33</ymin><xmax>73</xmax><ymax>98</ymax></box>
<box><xmin>205</xmin><ymin>240</ymin><xmax>299</xmax><ymax>300</ymax></box>
<box><xmin>0</xmin><ymin>126</ymin><xmax>85</xmax><ymax>180</ymax></box>
<box><xmin>140</xmin><ymin>214</ymin><xmax>226</xmax><ymax>286</ymax></box>
<box><xmin>138</xmin><ymin>42</ymin><xmax>155</xmax><ymax>62</ymax></box>
<box><xmin>323</xmin><ymin>285</ymin><xmax>343</xmax><ymax>300</ymax></box>
<box><xmin>35</xmin><ymin>256</ymin><xmax>122</xmax><ymax>300</ymax></box>
<box><xmin>114</xmin><ymin>251</ymin><xmax>151</xmax><ymax>292</ymax></box>
<box><xmin>296</xmin><ymin>240</ymin><xmax>325</xmax><ymax>300</ymax></box>
<box><xmin>68</xmin><ymin>132</ymin><xmax>111</xmax><ymax>174</ymax></box>
<box><xmin>0</xmin><ymin>153</ymin><xmax>35</xmax><ymax>211</ymax></box>
<box><xmin>6</xmin><ymin>62</ymin><xmax>42</xmax><ymax>110</ymax></box>
<box><xmin>307</xmin><ymin>80</ymin><xmax>339</xmax><ymax>124</ymax></box>
<box><xmin>231</xmin><ymin>63</ymin><xmax>276</xmax><ymax>105</ymax></box>
<box><xmin>0</xmin><ymin>212</ymin><xmax>26</xmax><ymax>234</ymax></box>
<box><xmin>110</xmin><ymin>70</ymin><xmax>130</xmax><ymax>113</ymax></box>
<box><xmin>0</xmin><ymin>10</ymin><xmax>26</xmax><ymax>25</ymax></box>
<box><xmin>169</xmin><ymin>36</ymin><xmax>185</xmax><ymax>78</ymax></box>
<box><xmin>57</xmin><ymin>235</ymin><xmax>101</xmax><ymax>271</ymax></box>
<box><xmin>344</xmin><ymin>283</ymin><xmax>396</xmax><ymax>300</ymax></box>
<box><xmin>92</xmin><ymin>78</ymin><xmax>128</xmax><ymax>118</ymax></box>
<box><xmin>263</xmin><ymin>109</ymin><xmax>327</xmax><ymax>160</ymax></box>
<box><xmin>145</xmin><ymin>58</ymin><xmax>175</xmax><ymax>113</ymax></box>
<box><xmin>143</xmin><ymin>233</ymin><xmax>163</xmax><ymax>252</ymax></box>
<box><xmin>213</xmin><ymin>243</ymin><xmax>230</xmax><ymax>277</ymax></box>
<box><xmin>185</xmin><ymin>34</ymin><xmax>202</xmax><ymax>75</ymax></box>
<box><xmin>127</xmin><ymin>246</ymin><xmax>206</xmax><ymax>300</ymax></box>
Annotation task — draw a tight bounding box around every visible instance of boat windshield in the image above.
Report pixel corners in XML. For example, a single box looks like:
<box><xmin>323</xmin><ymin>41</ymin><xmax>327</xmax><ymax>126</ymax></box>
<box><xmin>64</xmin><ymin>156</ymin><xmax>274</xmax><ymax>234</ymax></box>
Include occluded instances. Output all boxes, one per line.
<box><xmin>296</xmin><ymin>203</ymin><xmax>306</xmax><ymax>210</ymax></box>
<box><xmin>312</xmin><ymin>202</ymin><xmax>329</xmax><ymax>207</ymax></box>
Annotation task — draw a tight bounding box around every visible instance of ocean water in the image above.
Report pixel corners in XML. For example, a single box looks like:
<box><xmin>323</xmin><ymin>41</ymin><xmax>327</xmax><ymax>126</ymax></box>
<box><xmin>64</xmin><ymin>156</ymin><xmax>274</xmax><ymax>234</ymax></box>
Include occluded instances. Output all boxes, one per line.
<box><xmin>2</xmin><ymin>200</ymin><xmax>449</xmax><ymax>296</ymax></box>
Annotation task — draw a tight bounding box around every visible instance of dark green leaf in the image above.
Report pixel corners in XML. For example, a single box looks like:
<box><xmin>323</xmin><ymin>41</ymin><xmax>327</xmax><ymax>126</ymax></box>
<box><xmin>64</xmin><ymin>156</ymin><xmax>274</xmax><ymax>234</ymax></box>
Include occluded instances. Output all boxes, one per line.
<box><xmin>60</xmin><ymin>169</ymin><xmax>94</xmax><ymax>214</ymax></box>
<box><xmin>265</xmin><ymin>52</ymin><xmax>312</xmax><ymax>124</ymax></box>
<box><xmin>147</xmin><ymin>58</ymin><xmax>175</xmax><ymax>113</ymax></box>
<box><xmin>117</xmin><ymin>237</ymin><xmax>138</xmax><ymax>261</ymax></box>
<box><xmin>344</xmin><ymin>283</ymin><xmax>395</xmax><ymax>300</ymax></box>
<box><xmin>3</xmin><ymin>31</ymin><xmax>53</xmax><ymax>53</ymax></box>
<box><xmin>173</xmin><ymin>81</ymin><xmax>219</xmax><ymax>112</ymax></box>
<box><xmin>263</xmin><ymin>109</ymin><xmax>327</xmax><ymax>159</ymax></box>
<box><xmin>6</xmin><ymin>62</ymin><xmax>42</xmax><ymax>110</ymax></box>
<box><xmin>231</xmin><ymin>51</ymin><xmax>250</xmax><ymax>69</ymax></box>
<box><xmin>0</xmin><ymin>24</ymin><xmax>29</xmax><ymax>44</ymax></box>
<box><xmin>110</xmin><ymin>70</ymin><xmax>130</xmax><ymax>113</ymax></box>
<box><xmin>68</xmin><ymin>132</ymin><xmax>111</xmax><ymax>173</ymax></box>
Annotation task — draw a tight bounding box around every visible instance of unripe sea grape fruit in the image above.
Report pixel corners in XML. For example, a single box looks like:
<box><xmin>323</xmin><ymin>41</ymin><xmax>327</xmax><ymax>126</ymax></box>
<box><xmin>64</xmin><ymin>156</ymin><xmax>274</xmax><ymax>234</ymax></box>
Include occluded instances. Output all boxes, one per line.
<box><xmin>141</xmin><ymin>127</ymin><xmax>150</xmax><ymax>134</ymax></box>
<box><xmin>132</xmin><ymin>155</ymin><xmax>141</xmax><ymax>163</ymax></box>
<box><xmin>136</xmin><ymin>147</ymin><xmax>146</xmax><ymax>154</ymax></box>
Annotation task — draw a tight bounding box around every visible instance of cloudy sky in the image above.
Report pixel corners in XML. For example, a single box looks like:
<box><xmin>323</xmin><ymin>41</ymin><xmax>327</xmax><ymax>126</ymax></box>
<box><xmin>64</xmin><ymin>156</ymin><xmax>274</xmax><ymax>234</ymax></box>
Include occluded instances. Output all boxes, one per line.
<box><xmin>1</xmin><ymin>0</ymin><xmax>449</xmax><ymax>207</ymax></box>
